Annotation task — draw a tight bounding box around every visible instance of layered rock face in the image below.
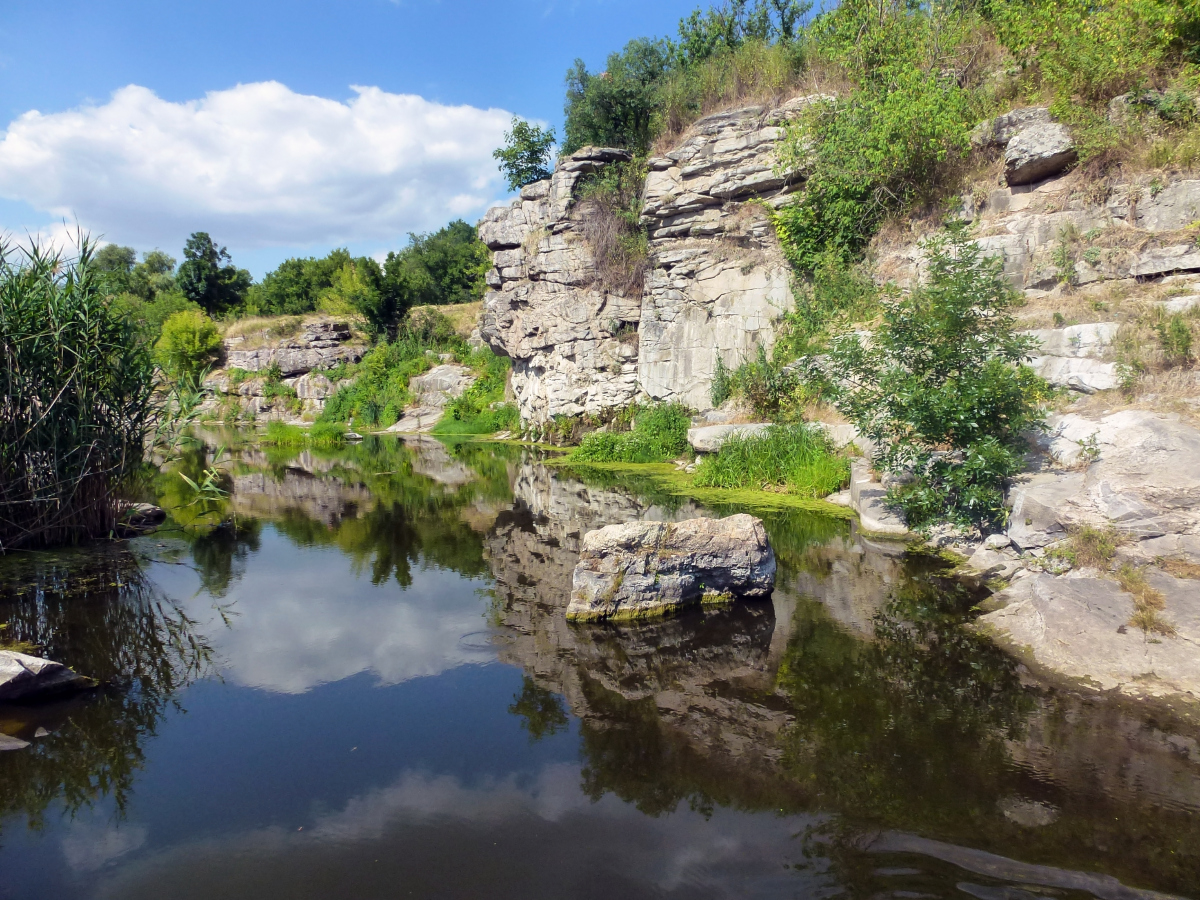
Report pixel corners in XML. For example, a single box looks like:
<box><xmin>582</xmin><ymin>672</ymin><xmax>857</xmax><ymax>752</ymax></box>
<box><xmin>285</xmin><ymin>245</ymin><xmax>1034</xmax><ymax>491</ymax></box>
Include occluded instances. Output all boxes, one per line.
<box><xmin>225</xmin><ymin>322</ymin><xmax>364</xmax><ymax>377</ymax></box>
<box><xmin>480</xmin><ymin>101</ymin><xmax>811</xmax><ymax>423</ymax></box>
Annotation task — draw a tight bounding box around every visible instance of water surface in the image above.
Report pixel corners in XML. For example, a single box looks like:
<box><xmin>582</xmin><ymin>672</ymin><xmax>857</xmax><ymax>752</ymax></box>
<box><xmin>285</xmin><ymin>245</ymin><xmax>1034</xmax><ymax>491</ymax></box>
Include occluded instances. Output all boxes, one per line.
<box><xmin>1</xmin><ymin>435</ymin><xmax>1198</xmax><ymax>899</ymax></box>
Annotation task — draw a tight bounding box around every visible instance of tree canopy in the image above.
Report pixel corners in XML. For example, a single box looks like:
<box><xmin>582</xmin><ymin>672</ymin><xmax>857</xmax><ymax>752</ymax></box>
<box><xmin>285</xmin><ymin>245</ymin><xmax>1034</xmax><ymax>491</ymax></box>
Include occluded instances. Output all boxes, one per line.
<box><xmin>177</xmin><ymin>233</ymin><xmax>251</xmax><ymax>316</ymax></box>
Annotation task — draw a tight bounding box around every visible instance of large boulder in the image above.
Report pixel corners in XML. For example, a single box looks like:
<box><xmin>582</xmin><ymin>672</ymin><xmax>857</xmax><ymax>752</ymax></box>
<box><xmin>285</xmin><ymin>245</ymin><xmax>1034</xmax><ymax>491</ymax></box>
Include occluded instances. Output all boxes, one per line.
<box><xmin>0</xmin><ymin>651</ymin><xmax>93</xmax><ymax>702</ymax></box>
<box><xmin>1004</xmin><ymin>122</ymin><xmax>1078</xmax><ymax>186</ymax></box>
<box><xmin>567</xmin><ymin>514</ymin><xmax>776</xmax><ymax>622</ymax></box>
<box><xmin>971</xmin><ymin>106</ymin><xmax>1052</xmax><ymax>149</ymax></box>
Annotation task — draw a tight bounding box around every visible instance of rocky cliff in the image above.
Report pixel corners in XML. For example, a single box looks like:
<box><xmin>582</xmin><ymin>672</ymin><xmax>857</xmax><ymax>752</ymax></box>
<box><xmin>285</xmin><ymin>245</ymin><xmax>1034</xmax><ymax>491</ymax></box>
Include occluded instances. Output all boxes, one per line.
<box><xmin>480</xmin><ymin>100</ymin><xmax>813</xmax><ymax>423</ymax></box>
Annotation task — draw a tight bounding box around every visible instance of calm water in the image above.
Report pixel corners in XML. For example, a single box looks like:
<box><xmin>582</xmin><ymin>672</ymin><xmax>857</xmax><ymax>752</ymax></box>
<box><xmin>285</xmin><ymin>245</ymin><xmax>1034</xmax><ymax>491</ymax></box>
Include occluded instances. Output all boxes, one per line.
<box><xmin>1</xmin><ymin>434</ymin><xmax>1199</xmax><ymax>900</ymax></box>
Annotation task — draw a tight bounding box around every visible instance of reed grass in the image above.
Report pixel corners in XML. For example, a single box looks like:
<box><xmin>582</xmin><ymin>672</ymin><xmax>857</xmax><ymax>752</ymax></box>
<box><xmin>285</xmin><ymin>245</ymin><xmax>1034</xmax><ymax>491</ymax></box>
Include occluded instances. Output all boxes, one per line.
<box><xmin>694</xmin><ymin>424</ymin><xmax>849</xmax><ymax>498</ymax></box>
<box><xmin>1</xmin><ymin>239</ymin><xmax>156</xmax><ymax>550</ymax></box>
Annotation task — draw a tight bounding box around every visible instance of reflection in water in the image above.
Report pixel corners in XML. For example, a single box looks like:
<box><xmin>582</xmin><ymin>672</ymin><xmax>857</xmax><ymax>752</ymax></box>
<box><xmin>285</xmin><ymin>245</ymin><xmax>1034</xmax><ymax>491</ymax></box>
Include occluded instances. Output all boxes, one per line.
<box><xmin>0</xmin><ymin>549</ymin><xmax>212</xmax><ymax>833</ymax></box>
<box><xmin>0</xmin><ymin>436</ymin><xmax>1198</xmax><ymax>899</ymax></box>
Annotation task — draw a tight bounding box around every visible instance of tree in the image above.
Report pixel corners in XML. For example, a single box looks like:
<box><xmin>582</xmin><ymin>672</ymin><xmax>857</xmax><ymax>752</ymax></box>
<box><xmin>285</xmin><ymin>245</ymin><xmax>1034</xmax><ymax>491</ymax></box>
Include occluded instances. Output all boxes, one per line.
<box><xmin>94</xmin><ymin>244</ymin><xmax>137</xmax><ymax>296</ymax></box>
<box><xmin>154</xmin><ymin>309</ymin><xmax>222</xmax><ymax>386</ymax></box>
<box><xmin>822</xmin><ymin>225</ymin><xmax>1050</xmax><ymax>531</ymax></box>
<box><xmin>176</xmin><ymin>233</ymin><xmax>251</xmax><ymax>316</ymax></box>
<box><xmin>563</xmin><ymin>38</ymin><xmax>671</xmax><ymax>153</ymax></box>
<box><xmin>493</xmin><ymin>118</ymin><xmax>556</xmax><ymax>192</ymax></box>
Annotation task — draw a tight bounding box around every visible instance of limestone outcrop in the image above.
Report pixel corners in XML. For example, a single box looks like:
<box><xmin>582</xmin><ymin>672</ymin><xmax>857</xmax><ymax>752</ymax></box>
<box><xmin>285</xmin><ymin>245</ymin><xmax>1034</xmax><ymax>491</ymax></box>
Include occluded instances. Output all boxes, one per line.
<box><xmin>481</xmin><ymin>100</ymin><xmax>814</xmax><ymax>423</ymax></box>
<box><xmin>387</xmin><ymin>363</ymin><xmax>475</xmax><ymax>434</ymax></box>
<box><xmin>224</xmin><ymin>322</ymin><xmax>365</xmax><ymax>377</ymax></box>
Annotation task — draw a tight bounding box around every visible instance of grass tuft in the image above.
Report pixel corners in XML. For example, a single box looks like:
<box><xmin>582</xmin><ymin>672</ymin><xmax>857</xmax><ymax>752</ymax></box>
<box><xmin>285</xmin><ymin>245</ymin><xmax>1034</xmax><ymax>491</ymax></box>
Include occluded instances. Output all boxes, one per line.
<box><xmin>693</xmin><ymin>424</ymin><xmax>849</xmax><ymax>499</ymax></box>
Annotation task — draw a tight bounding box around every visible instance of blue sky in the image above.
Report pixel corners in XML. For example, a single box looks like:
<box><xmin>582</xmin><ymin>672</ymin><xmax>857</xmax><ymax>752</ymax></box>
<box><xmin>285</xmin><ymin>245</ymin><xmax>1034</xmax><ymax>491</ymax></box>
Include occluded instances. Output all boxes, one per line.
<box><xmin>0</xmin><ymin>0</ymin><xmax>706</xmax><ymax>276</ymax></box>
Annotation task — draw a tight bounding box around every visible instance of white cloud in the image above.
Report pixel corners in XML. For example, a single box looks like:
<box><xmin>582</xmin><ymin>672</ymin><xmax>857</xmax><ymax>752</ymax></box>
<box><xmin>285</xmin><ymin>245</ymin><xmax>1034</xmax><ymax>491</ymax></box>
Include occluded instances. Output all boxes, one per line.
<box><xmin>0</xmin><ymin>82</ymin><xmax>515</xmax><ymax>251</ymax></box>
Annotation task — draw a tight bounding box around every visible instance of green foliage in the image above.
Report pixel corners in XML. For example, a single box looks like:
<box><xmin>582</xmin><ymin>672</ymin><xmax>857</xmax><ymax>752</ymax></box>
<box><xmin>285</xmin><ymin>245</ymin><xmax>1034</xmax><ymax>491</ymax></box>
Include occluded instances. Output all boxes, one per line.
<box><xmin>694</xmin><ymin>424</ymin><xmax>849</xmax><ymax>497</ymax></box>
<box><xmin>263</xmin><ymin>421</ymin><xmax>345</xmax><ymax>448</ymax></box>
<box><xmin>774</xmin><ymin>1</ymin><xmax>977</xmax><ymax>272</ymax></box>
<box><xmin>245</xmin><ymin>248</ymin><xmax>379</xmax><ymax>317</ymax></box>
<box><xmin>433</xmin><ymin>349</ymin><xmax>519</xmax><ymax>435</ymax></box>
<box><xmin>575</xmin><ymin>159</ymin><xmax>650</xmax><ymax>296</ymax></box>
<box><xmin>381</xmin><ymin>220</ymin><xmax>490</xmax><ymax>311</ymax></box>
<box><xmin>776</xmin><ymin>254</ymin><xmax>881</xmax><ymax>358</ymax></box>
<box><xmin>508</xmin><ymin>677</ymin><xmax>569</xmax><ymax>742</ymax></box>
<box><xmin>992</xmin><ymin>0</ymin><xmax>1200</xmax><ymax>105</ymax></box>
<box><xmin>154</xmin><ymin>309</ymin><xmax>222</xmax><ymax>385</ymax></box>
<box><xmin>1156</xmin><ymin>312</ymin><xmax>1194</xmax><ymax>365</ymax></box>
<box><xmin>569</xmin><ymin>403</ymin><xmax>692</xmax><ymax>463</ymax></box>
<box><xmin>717</xmin><ymin>344</ymin><xmax>808</xmax><ymax>418</ymax></box>
<box><xmin>822</xmin><ymin>225</ymin><xmax>1050</xmax><ymax>531</ymax></box>
<box><xmin>177</xmin><ymin>232</ymin><xmax>251</xmax><ymax>316</ymax></box>
<box><xmin>0</xmin><ymin>239</ymin><xmax>156</xmax><ymax>548</ymax></box>
<box><xmin>563</xmin><ymin>1</ymin><xmax>808</xmax><ymax>153</ymax></box>
<box><xmin>494</xmin><ymin>117</ymin><xmax>557</xmax><ymax>192</ymax></box>
<box><xmin>711</xmin><ymin>355</ymin><xmax>734</xmax><ymax>407</ymax></box>
<box><xmin>320</xmin><ymin>309</ymin><xmax>467</xmax><ymax>428</ymax></box>
<box><xmin>564</xmin><ymin>38</ymin><xmax>671</xmax><ymax>154</ymax></box>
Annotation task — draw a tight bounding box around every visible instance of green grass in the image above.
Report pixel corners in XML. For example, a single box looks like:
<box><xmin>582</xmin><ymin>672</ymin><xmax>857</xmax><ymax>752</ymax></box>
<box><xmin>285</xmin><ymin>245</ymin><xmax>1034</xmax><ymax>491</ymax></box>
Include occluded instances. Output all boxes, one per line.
<box><xmin>568</xmin><ymin>403</ymin><xmax>691</xmax><ymax>464</ymax></box>
<box><xmin>263</xmin><ymin>420</ymin><xmax>345</xmax><ymax>448</ymax></box>
<box><xmin>432</xmin><ymin>348</ymin><xmax>519</xmax><ymax>435</ymax></box>
<box><xmin>694</xmin><ymin>424</ymin><xmax>849</xmax><ymax>499</ymax></box>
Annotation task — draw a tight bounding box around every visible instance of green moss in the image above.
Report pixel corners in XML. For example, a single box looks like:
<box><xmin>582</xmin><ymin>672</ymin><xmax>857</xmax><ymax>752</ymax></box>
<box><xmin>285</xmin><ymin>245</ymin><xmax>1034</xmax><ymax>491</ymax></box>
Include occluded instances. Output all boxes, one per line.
<box><xmin>701</xmin><ymin>590</ymin><xmax>734</xmax><ymax>606</ymax></box>
<box><xmin>567</xmin><ymin>601</ymin><xmax>686</xmax><ymax>624</ymax></box>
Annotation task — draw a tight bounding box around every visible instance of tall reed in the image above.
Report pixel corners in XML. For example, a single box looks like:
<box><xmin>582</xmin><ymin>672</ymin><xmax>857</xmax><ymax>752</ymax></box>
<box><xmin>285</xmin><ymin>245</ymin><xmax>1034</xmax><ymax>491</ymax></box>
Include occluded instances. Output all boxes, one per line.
<box><xmin>0</xmin><ymin>238</ymin><xmax>156</xmax><ymax>549</ymax></box>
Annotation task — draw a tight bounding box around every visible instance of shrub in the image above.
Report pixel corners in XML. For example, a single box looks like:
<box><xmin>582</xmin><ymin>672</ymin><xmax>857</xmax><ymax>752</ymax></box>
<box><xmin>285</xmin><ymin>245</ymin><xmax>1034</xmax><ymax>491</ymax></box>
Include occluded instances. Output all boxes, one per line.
<box><xmin>822</xmin><ymin>225</ymin><xmax>1050</xmax><ymax>531</ymax></box>
<box><xmin>1156</xmin><ymin>312</ymin><xmax>1194</xmax><ymax>366</ymax></box>
<box><xmin>1</xmin><ymin>240</ymin><xmax>156</xmax><ymax>548</ymax></box>
<box><xmin>434</xmin><ymin>348</ymin><xmax>520</xmax><ymax>435</ymax></box>
<box><xmin>569</xmin><ymin>403</ymin><xmax>691</xmax><ymax>463</ymax></box>
<box><xmin>694</xmin><ymin>425</ymin><xmax>849</xmax><ymax>497</ymax></box>
<box><xmin>154</xmin><ymin>309</ymin><xmax>222</xmax><ymax>386</ymax></box>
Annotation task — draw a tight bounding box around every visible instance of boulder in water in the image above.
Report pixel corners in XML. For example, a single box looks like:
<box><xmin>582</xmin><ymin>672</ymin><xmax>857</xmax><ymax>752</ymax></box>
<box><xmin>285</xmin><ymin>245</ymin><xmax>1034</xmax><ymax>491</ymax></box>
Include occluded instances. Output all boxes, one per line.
<box><xmin>0</xmin><ymin>651</ymin><xmax>94</xmax><ymax>703</ymax></box>
<box><xmin>567</xmin><ymin>514</ymin><xmax>776</xmax><ymax>622</ymax></box>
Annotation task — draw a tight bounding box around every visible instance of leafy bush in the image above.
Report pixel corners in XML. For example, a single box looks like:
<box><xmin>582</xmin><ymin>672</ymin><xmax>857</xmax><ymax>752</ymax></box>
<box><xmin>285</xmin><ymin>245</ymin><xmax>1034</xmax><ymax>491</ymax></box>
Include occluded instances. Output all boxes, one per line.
<box><xmin>694</xmin><ymin>425</ymin><xmax>849</xmax><ymax>497</ymax></box>
<box><xmin>775</xmin><ymin>253</ymin><xmax>881</xmax><ymax>359</ymax></box>
<box><xmin>320</xmin><ymin>309</ymin><xmax>467</xmax><ymax>428</ymax></box>
<box><xmin>494</xmin><ymin>117</ymin><xmax>556</xmax><ymax>191</ymax></box>
<box><xmin>821</xmin><ymin>225</ymin><xmax>1050</xmax><ymax>531</ymax></box>
<box><xmin>992</xmin><ymin>0</ymin><xmax>1199</xmax><ymax>105</ymax></box>
<box><xmin>155</xmin><ymin>309</ymin><xmax>222</xmax><ymax>385</ymax></box>
<box><xmin>1156</xmin><ymin>312</ymin><xmax>1194</xmax><ymax>366</ymax></box>
<box><xmin>569</xmin><ymin>403</ymin><xmax>691</xmax><ymax>463</ymax></box>
<box><xmin>775</xmin><ymin>2</ymin><xmax>977</xmax><ymax>272</ymax></box>
<box><xmin>433</xmin><ymin>348</ymin><xmax>520</xmax><ymax>435</ymax></box>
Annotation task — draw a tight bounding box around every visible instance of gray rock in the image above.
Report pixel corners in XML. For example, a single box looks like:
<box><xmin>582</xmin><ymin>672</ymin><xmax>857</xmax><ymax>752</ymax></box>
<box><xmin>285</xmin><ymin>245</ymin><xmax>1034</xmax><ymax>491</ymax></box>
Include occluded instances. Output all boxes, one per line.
<box><xmin>1030</xmin><ymin>356</ymin><xmax>1120</xmax><ymax>393</ymax></box>
<box><xmin>972</xmin><ymin>106</ymin><xmax>1052</xmax><ymax>149</ymax></box>
<box><xmin>1004</xmin><ymin>123</ymin><xmax>1077</xmax><ymax>186</ymax></box>
<box><xmin>1007</xmin><ymin>472</ymin><xmax>1084</xmax><ymax>549</ymax></box>
<box><xmin>1024</xmin><ymin>322</ymin><xmax>1118</xmax><ymax>358</ymax></box>
<box><xmin>978</xmin><ymin>571</ymin><xmax>1200</xmax><ymax>699</ymax></box>
<box><xmin>687</xmin><ymin>423</ymin><xmax>772</xmax><ymax>453</ymax></box>
<box><xmin>849</xmin><ymin>461</ymin><xmax>909</xmax><ymax>536</ymax></box>
<box><xmin>567</xmin><ymin>515</ymin><xmax>776</xmax><ymax>622</ymax></box>
<box><xmin>0</xmin><ymin>733</ymin><xmax>31</xmax><ymax>752</ymax></box>
<box><xmin>0</xmin><ymin>651</ymin><xmax>93</xmax><ymax>702</ymax></box>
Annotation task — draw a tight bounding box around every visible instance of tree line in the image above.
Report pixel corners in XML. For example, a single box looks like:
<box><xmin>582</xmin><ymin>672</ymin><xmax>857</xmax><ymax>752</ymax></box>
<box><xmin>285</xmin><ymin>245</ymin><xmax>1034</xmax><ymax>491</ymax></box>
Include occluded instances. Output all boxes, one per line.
<box><xmin>96</xmin><ymin>219</ymin><xmax>490</xmax><ymax>340</ymax></box>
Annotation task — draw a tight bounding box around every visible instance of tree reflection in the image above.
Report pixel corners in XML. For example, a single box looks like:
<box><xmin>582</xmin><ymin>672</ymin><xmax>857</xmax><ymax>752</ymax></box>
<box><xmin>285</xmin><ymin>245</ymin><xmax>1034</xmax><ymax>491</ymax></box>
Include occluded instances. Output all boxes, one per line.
<box><xmin>507</xmin><ymin>677</ymin><xmax>568</xmax><ymax>742</ymax></box>
<box><xmin>0</xmin><ymin>548</ymin><xmax>213</xmax><ymax>834</ymax></box>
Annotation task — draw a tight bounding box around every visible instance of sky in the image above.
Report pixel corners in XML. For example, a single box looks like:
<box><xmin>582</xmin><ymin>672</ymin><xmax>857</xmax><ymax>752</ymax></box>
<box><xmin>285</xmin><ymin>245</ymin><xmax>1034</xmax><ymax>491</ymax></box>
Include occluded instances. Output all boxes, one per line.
<box><xmin>0</xmin><ymin>0</ymin><xmax>706</xmax><ymax>277</ymax></box>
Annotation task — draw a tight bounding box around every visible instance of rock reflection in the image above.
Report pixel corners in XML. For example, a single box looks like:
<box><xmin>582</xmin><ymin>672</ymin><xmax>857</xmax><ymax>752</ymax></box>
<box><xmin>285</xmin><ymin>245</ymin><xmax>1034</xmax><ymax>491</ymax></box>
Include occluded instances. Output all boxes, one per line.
<box><xmin>487</xmin><ymin>462</ymin><xmax>1200</xmax><ymax>898</ymax></box>
<box><xmin>0</xmin><ymin>549</ymin><xmax>213</xmax><ymax>832</ymax></box>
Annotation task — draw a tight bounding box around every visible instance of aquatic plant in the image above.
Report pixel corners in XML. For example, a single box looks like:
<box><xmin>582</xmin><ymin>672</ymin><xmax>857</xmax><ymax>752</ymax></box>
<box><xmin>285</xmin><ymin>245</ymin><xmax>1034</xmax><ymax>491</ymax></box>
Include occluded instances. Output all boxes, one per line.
<box><xmin>0</xmin><ymin>239</ymin><xmax>156</xmax><ymax>550</ymax></box>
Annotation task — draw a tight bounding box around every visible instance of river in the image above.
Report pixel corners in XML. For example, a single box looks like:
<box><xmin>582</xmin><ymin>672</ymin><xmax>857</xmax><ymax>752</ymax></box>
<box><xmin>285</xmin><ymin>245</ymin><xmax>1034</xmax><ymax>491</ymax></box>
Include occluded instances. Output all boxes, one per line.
<box><xmin>0</xmin><ymin>434</ymin><xmax>1197</xmax><ymax>899</ymax></box>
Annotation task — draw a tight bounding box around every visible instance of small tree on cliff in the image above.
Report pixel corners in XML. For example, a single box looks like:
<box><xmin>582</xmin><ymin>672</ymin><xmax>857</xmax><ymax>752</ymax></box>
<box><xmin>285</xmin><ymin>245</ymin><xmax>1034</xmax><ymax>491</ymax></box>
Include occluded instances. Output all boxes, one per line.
<box><xmin>494</xmin><ymin>118</ymin><xmax>556</xmax><ymax>192</ymax></box>
<box><xmin>822</xmin><ymin>224</ymin><xmax>1050</xmax><ymax>532</ymax></box>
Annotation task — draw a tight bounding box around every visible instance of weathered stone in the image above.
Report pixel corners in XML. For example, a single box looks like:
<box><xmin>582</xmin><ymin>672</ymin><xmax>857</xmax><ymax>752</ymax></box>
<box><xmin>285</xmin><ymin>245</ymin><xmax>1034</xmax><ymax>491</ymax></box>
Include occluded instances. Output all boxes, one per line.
<box><xmin>1030</xmin><ymin>356</ymin><xmax>1120</xmax><ymax>393</ymax></box>
<box><xmin>1004</xmin><ymin>123</ymin><xmax>1077</xmax><ymax>186</ymax></box>
<box><xmin>849</xmin><ymin>462</ymin><xmax>909</xmax><ymax>536</ymax></box>
<box><xmin>687</xmin><ymin>423</ymin><xmax>772</xmax><ymax>453</ymax></box>
<box><xmin>1025</xmin><ymin>322</ymin><xmax>1119</xmax><ymax>358</ymax></box>
<box><xmin>0</xmin><ymin>651</ymin><xmax>93</xmax><ymax>702</ymax></box>
<box><xmin>567</xmin><ymin>515</ymin><xmax>776</xmax><ymax>622</ymax></box>
<box><xmin>409</xmin><ymin>364</ymin><xmax>475</xmax><ymax>407</ymax></box>
<box><xmin>972</xmin><ymin>106</ymin><xmax>1052</xmax><ymax>149</ymax></box>
<box><xmin>978</xmin><ymin>571</ymin><xmax>1200</xmax><ymax>699</ymax></box>
<box><xmin>1007</xmin><ymin>472</ymin><xmax>1085</xmax><ymax>549</ymax></box>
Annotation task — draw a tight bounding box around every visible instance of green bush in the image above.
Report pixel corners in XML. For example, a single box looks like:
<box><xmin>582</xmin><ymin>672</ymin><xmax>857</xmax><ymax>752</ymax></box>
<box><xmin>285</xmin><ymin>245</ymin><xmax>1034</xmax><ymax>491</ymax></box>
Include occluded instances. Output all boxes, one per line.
<box><xmin>493</xmin><ymin>118</ymin><xmax>556</xmax><ymax>191</ymax></box>
<box><xmin>154</xmin><ymin>309</ymin><xmax>222</xmax><ymax>385</ymax></box>
<box><xmin>320</xmin><ymin>309</ymin><xmax>467</xmax><ymax>428</ymax></box>
<box><xmin>822</xmin><ymin>225</ymin><xmax>1050</xmax><ymax>531</ymax></box>
<box><xmin>434</xmin><ymin>348</ymin><xmax>519</xmax><ymax>435</ymax></box>
<box><xmin>694</xmin><ymin>425</ymin><xmax>849</xmax><ymax>497</ymax></box>
<box><xmin>569</xmin><ymin>403</ymin><xmax>691</xmax><ymax>463</ymax></box>
<box><xmin>1156</xmin><ymin>312</ymin><xmax>1194</xmax><ymax>366</ymax></box>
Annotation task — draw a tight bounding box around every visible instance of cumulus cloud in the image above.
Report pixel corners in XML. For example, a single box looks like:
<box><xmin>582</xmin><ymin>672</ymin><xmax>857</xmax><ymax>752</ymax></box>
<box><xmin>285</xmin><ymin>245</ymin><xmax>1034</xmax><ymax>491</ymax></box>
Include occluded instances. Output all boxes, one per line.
<box><xmin>0</xmin><ymin>82</ymin><xmax>515</xmax><ymax>251</ymax></box>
